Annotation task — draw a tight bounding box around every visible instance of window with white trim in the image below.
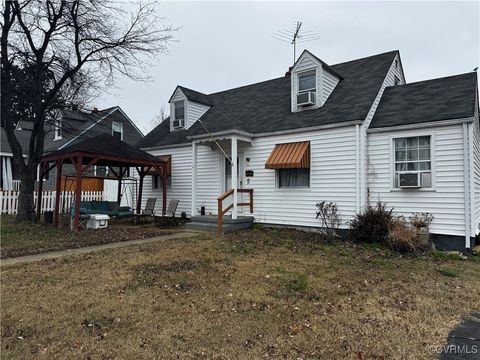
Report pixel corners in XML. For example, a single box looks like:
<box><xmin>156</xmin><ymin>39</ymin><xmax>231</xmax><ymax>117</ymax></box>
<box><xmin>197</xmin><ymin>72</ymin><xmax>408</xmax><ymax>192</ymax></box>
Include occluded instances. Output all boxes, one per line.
<box><xmin>298</xmin><ymin>71</ymin><xmax>316</xmax><ymax>95</ymax></box>
<box><xmin>112</xmin><ymin>121</ymin><xmax>123</xmax><ymax>140</ymax></box>
<box><xmin>172</xmin><ymin>101</ymin><xmax>185</xmax><ymax>129</ymax></box>
<box><xmin>277</xmin><ymin>168</ymin><xmax>310</xmax><ymax>188</ymax></box>
<box><xmin>54</xmin><ymin>118</ymin><xmax>62</xmax><ymax>140</ymax></box>
<box><xmin>394</xmin><ymin>136</ymin><xmax>432</xmax><ymax>188</ymax></box>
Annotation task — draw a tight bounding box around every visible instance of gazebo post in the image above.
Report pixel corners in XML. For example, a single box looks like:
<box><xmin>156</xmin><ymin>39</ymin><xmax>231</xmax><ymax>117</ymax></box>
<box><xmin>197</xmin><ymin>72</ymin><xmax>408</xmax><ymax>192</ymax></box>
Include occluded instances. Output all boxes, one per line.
<box><xmin>136</xmin><ymin>166</ymin><xmax>145</xmax><ymax>214</ymax></box>
<box><xmin>73</xmin><ymin>155</ymin><xmax>83</xmax><ymax>230</ymax></box>
<box><xmin>36</xmin><ymin>161</ymin><xmax>46</xmax><ymax>220</ymax></box>
<box><xmin>117</xmin><ymin>166</ymin><xmax>122</xmax><ymax>205</ymax></box>
<box><xmin>53</xmin><ymin>159</ymin><xmax>64</xmax><ymax>226</ymax></box>
<box><xmin>159</xmin><ymin>166</ymin><xmax>167</xmax><ymax>215</ymax></box>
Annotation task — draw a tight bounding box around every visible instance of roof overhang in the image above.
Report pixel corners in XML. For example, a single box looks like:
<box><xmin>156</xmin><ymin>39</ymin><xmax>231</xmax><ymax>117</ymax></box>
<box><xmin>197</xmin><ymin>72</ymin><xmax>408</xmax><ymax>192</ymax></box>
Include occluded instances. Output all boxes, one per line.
<box><xmin>188</xmin><ymin>129</ymin><xmax>253</xmax><ymax>144</ymax></box>
<box><xmin>367</xmin><ymin>117</ymin><xmax>475</xmax><ymax>133</ymax></box>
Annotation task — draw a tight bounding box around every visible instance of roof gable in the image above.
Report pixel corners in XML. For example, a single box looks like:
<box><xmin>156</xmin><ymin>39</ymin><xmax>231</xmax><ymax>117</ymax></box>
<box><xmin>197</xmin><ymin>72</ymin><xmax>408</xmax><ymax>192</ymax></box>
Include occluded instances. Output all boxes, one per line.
<box><xmin>168</xmin><ymin>86</ymin><xmax>213</xmax><ymax>106</ymax></box>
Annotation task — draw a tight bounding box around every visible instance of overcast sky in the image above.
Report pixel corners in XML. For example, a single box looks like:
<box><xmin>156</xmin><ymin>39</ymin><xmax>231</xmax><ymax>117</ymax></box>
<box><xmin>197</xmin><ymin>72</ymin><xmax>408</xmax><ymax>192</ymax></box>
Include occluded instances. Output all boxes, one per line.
<box><xmin>96</xmin><ymin>1</ymin><xmax>480</xmax><ymax>134</ymax></box>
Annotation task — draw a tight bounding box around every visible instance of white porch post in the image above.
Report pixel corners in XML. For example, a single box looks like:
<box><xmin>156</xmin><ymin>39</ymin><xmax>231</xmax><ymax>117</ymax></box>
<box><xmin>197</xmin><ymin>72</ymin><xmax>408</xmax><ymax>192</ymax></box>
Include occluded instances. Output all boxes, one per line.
<box><xmin>191</xmin><ymin>141</ymin><xmax>197</xmax><ymax>217</ymax></box>
<box><xmin>231</xmin><ymin>136</ymin><xmax>238</xmax><ymax>219</ymax></box>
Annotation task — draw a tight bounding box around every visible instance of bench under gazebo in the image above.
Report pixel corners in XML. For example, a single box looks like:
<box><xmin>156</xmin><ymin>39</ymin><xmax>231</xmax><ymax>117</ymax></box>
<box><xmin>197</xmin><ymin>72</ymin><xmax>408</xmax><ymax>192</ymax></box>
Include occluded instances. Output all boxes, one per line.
<box><xmin>39</xmin><ymin>134</ymin><xmax>169</xmax><ymax>229</ymax></box>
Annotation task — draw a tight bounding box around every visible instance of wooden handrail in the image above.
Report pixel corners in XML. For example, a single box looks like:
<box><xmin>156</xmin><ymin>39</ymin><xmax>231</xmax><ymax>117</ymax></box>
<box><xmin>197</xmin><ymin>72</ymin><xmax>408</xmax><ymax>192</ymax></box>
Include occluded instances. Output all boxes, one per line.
<box><xmin>217</xmin><ymin>188</ymin><xmax>254</xmax><ymax>233</ymax></box>
<box><xmin>217</xmin><ymin>188</ymin><xmax>234</xmax><ymax>201</ymax></box>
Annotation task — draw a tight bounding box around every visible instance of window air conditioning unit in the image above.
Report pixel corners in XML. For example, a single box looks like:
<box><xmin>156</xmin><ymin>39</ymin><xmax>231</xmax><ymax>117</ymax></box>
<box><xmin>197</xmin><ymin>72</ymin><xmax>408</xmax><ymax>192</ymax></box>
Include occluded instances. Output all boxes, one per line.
<box><xmin>399</xmin><ymin>173</ymin><xmax>421</xmax><ymax>188</ymax></box>
<box><xmin>297</xmin><ymin>91</ymin><xmax>315</xmax><ymax>106</ymax></box>
<box><xmin>172</xmin><ymin>118</ymin><xmax>184</xmax><ymax>129</ymax></box>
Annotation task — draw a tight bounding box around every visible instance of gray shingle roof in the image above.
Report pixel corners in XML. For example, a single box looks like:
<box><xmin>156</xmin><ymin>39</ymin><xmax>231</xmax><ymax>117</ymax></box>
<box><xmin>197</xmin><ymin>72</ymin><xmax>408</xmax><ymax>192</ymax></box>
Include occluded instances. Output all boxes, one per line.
<box><xmin>1</xmin><ymin>128</ymin><xmax>31</xmax><ymax>155</ymax></box>
<box><xmin>370</xmin><ymin>72</ymin><xmax>478</xmax><ymax>128</ymax></box>
<box><xmin>138</xmin><ymin>50</ymin><xmax>399</xmax><ymax>148</ymax></box>
<box><xmin>169</xmin><ymin>86</ymin><xmax>213</xmax><ymax>106</ymax></box>
<box><xmin>47</xmin><ymin>133</ymin><xmax>161</xmax><ymax>165</ymax></box>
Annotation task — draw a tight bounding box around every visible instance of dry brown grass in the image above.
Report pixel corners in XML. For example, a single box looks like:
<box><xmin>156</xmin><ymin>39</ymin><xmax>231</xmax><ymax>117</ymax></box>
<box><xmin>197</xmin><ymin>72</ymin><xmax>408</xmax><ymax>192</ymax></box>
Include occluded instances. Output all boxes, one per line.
<box><xmin>1</xmin><ymin>227</ymin><xmax>479</xmax><ymax>359</ymax></box>
<box><xmin>0</xmin><ymin>215</ymin><xmax>173</xmax><ymax>259</ymax></box>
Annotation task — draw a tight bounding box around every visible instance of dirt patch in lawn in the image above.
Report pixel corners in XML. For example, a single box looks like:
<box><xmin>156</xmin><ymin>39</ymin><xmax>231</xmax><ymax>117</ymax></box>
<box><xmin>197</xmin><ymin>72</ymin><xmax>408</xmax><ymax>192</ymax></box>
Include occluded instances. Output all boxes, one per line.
<box><xmin>0</xmin><ymin>216</ymin><xmax>174</xmax><ymax>259</ymax></box>
<box><xmin>1</xmin><ymin>227</ymin><xmax>479</xmax><ymax>359</ymax></box>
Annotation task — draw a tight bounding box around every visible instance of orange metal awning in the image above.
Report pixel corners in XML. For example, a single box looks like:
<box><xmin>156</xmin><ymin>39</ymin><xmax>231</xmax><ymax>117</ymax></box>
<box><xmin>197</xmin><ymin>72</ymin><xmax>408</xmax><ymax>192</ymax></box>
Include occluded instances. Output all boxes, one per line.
<box><xmin>147</xmin><ymin>155</ymin><xmax>171</xmax><ymax>176</ymax></box>
<box><xmin>265</xmin><ymin>141</ymin><xmax>310</xmax><ymax>169</ymax></box>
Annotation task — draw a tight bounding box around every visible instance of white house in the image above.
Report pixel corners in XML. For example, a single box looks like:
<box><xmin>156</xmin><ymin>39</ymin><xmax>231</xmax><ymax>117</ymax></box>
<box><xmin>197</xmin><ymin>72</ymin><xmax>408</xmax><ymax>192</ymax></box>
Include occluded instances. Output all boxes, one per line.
<box><xmin>137</xmin><ymin>50</ymin><xmax>480</xmax><ymax>251</ymax></box>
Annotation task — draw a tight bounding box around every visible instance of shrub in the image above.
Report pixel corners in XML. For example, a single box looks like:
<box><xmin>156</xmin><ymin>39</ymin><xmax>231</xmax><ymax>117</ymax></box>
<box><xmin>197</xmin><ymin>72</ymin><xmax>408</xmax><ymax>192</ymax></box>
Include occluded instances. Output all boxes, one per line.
<box><xmin>387</xmin><ymin>216</ymin><xmax>420</xmax><ymax>252</ymax></box>
<box><xmin>315</xmin><ymin>201</ymin><xmax>341</xmax><ymax>241</ymax></box>
<box><xmin>349</xmin><ymin>202</ymin><xmax>393</xmax><ymax>243</ymax></box>
<box><xmin>410</xmin><ymin>212</ymin><xmax>434</xmax><ymax>229</ymax></box>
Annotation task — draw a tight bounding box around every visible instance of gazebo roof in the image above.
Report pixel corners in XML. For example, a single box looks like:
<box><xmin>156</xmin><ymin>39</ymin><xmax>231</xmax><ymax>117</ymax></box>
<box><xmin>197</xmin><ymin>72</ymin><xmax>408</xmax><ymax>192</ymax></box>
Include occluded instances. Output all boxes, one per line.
<box><xmin>42</xmin><ymin>134</ymin><xmax>164</xmax><ymax>168</ymax></box>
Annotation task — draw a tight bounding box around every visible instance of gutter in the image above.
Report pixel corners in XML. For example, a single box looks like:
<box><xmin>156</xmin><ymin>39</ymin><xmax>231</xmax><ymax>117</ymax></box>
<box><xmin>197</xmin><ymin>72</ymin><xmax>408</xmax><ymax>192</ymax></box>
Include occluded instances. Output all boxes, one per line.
<box><xmin>367</xmin><ymin>117</ymin><xmax>474</xmax><ymax>133</ymax></box>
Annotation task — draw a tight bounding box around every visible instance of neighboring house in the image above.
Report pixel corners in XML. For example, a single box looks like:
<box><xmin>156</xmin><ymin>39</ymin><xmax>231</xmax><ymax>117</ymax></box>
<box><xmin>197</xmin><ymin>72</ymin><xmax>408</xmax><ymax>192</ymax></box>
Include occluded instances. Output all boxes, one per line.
<box><xmin>1</xmin><ymin>106</ymin><xmax>143</xmax><ymax>197</ymax></box>
<box><xmin>0</xmin><ymin>128</ymin><xmax>30</xmax><ymax>190</ymax></box>
<box><xmin>42</xmin><ymin>106</ymin><xmax>143</xmax><ymax>192</ymax></box>
<box><xmin>136</xmin><ymin>49</ymin><xmax>478</xmax><ymax>251</ymax></box>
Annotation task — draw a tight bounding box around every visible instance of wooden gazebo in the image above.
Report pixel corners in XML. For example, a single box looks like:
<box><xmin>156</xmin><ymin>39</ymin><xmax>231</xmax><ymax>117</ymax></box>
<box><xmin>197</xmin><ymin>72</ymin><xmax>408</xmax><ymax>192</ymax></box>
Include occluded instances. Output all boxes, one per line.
<box><xmin>39</xmin><ymin>134</ymin><xmax>168</xmax><ymax>229</ymax></box>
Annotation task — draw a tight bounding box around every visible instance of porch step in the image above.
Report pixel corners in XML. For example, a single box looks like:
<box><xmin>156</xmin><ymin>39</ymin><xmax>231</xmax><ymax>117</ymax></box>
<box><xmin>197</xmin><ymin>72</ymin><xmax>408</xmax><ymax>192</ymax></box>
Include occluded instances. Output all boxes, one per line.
<box><xmin>186</xmin><ymin>215</ymin><xmax>254</xmax><ymax>233</ymax></box>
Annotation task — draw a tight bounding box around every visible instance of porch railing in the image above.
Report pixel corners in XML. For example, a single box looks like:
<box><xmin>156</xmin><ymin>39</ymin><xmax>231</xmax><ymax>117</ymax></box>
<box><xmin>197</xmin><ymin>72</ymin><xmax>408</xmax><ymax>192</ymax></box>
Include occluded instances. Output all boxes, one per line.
<box><xmin>217</xmin><ymin>188</ymin><xmax>253</xmax><ymax>233</ymax></box>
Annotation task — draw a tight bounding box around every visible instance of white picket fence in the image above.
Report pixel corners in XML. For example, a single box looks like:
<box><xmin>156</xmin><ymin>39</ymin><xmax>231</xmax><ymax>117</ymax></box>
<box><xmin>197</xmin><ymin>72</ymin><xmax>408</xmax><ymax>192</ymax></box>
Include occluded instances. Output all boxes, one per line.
<box><xmin>0</xmin><ymin>190</ymin><xmax>104</xmax><ymax>214</ymax></box>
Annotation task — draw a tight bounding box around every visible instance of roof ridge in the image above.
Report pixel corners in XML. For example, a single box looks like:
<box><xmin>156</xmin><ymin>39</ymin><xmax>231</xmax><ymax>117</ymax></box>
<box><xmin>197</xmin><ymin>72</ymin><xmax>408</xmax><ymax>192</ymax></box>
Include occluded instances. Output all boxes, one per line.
<box><xmin>332</xmin><ymin>50</ymin><xmax>399</xmax><ymax>67</ymax></box>
<box><xmin>390</xmin><ymin>71</ymin><xmax>477</xmax><ymax>88</ymax></box>
<box><xmin>208</xmin><ymin>76</ymin><xmax>286</xmax><ymax>96</ymax></box>
<box><xmin>175</xmin><ymin>51</ymin><xmax>400</xmax><ymax>98</ymax></box>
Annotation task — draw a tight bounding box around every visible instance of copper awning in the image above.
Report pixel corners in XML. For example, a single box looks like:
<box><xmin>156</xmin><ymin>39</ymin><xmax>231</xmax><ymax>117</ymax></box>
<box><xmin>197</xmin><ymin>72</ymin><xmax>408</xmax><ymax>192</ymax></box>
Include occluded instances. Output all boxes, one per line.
<box><xmin>265</xmin><ymin>141</ymin><xmax>310</xmax><ymax>169</ymax></box>
<box><xmin>147</xmin><ymin>155</ymin><xmax>172</xmax><ymax>176</ymax></box>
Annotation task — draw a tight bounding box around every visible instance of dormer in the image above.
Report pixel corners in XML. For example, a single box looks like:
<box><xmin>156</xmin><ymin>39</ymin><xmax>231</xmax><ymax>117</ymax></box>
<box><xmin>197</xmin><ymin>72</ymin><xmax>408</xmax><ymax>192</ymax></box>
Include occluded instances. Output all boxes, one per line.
<box><xmin>290</xmin><ymin>50</ymin><xmax>342</xmax><ymax>112</ymax></box>
<box><xmin>168</xmin><ymin>86</ymin><xmax>212</xmax><ymax>132</ymax></box>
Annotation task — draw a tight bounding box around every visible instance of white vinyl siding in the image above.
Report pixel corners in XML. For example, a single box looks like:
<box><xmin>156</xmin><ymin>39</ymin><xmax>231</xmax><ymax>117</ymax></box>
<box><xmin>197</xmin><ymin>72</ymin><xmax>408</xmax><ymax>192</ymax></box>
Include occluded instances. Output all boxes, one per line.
<box><xmin>188</xmin><ymin>101</ymin><xmax>210</xmax><ymax>129</ymax></box>
<box><xmin>245</xmin><ymin>127</ymin><xmax>357</xmax><ymax>228</ymax></box>
<box><xmin>138</xmin><ymin>144</ymin><xmax>220</xmax><ymax>217</ymax></box>
<box><xmin>322</xmin><ymin>70</ymin><xmax>340</xmax><ymax>104</ymax></box>
<box><xmin>472</xmin><ymin>115</ymin><xmax>480</xmax><ymax>236</ymax></box>
<box><xmin>368</xmin><ymin>124</ymin><xmax>466</xmax><ymax>237</ymax></box>
<box><xmin>361</xmin><ymin>53</ymin><xmax>405</xmax><ymax>207</ymax></box>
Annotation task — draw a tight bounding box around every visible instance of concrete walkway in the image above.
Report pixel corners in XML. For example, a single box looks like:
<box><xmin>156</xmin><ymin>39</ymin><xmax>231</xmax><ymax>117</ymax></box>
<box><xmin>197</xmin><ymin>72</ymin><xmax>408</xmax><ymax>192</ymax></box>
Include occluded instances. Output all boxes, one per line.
<box><xmin>1</xmin><ymin>231</ymin><xmax>199</xmax><ymax>267</ymax></box>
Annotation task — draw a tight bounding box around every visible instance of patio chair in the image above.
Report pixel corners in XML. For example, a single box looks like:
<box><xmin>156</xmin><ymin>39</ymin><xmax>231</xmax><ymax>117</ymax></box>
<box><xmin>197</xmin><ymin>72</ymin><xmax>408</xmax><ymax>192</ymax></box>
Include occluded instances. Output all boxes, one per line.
<box><xmin>132</xmin><ymin>197</ymin><xmax>157</xmax><ymax>224</ymax></box>
<box><xmin>155</xmin><ymin>199</ymin><xmax>180</xmax><ymax>227</ymax></box>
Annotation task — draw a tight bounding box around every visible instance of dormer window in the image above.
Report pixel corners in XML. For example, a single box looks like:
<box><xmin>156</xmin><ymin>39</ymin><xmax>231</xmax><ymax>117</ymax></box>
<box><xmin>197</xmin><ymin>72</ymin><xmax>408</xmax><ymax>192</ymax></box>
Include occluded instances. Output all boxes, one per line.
<box><xmin>297</xmin><ymin>70</ymin><xmax>316</xmax><ymax>107</ymax></box>
<box><xmin>172</xmin><ymin>101</ymin><xmax>185</xmax><ymax>129</ymax></box>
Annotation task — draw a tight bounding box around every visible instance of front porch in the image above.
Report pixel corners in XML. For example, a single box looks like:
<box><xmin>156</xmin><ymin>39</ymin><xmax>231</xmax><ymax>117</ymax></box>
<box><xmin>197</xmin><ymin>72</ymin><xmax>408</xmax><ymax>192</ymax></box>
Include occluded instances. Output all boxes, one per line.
<box><xmin>188</xmin><ymin>130</ymin><xmax>255</xmax><ymax>232</ymax></box>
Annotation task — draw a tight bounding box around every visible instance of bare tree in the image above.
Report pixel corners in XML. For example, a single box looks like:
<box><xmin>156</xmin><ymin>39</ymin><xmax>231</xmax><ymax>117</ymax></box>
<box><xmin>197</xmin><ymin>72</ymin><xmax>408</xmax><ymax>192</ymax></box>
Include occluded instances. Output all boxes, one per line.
<box><xmin>145</xmin><ymin>103</ymin><xmax>169</xmax><ymax>133</ymax></box>
<box><xmin>1</xmin><ymin>0</ymin><xmax>175</xmax><ymax>221</ymax></box>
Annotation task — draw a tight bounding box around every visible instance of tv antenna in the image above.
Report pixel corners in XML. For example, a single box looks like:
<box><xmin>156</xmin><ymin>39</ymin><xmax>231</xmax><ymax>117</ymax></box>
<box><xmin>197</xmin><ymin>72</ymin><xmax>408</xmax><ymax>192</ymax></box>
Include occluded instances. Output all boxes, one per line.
<box><xmin>273</xmin><ymin>21</ymin><xmax>321</xmax><ymax>64</ymax></box>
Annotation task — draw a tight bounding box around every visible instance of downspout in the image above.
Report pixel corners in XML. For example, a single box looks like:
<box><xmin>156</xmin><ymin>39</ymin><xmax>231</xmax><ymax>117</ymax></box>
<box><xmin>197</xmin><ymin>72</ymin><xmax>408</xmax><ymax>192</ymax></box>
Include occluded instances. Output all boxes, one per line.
<box><xmin>462</xmin><ymin>122</ymin><xmax>471</xmax><ymax>249</ymax></box>
<box><xmin>355</xmin><ymin>124</ymin><xmax>361</xmax><ymax>214</ymax></box>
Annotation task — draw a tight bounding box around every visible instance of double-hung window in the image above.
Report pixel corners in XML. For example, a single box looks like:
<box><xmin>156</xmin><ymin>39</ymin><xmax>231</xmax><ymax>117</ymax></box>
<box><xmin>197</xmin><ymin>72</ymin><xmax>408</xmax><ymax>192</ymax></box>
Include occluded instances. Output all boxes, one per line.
<box><xmin>172</xmin><ymin>101</ymin><xmax>185</xmax><ymax>129</ymax></box>
<box><xmin>394</xmin><ymin>136</ymin><xmax>432</xmax><ymax>188</ymax></box>
<box><xmin>298</xmin><ymin>71</ymin><xmax>316</xmax><ymax>96</ymax></box>
<box><xmin>112</xmin><ymin>121</ymin><xmax>123</xmax><ymax>140</ymax></box>
<box><xmin>54</xmin><ymin>118</ymin><xmax>62</xmax><ymax>140</ymax></box>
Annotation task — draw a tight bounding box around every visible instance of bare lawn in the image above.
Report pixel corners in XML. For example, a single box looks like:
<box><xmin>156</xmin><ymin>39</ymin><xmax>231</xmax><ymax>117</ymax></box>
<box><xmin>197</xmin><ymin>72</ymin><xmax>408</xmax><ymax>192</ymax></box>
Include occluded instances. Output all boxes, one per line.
<box><xmin>1</xmin><ymin>227</ymin><xmax>479</xmax><ymax>359</ymax></box>
<box><xmin>0</xmin><ymin>216</ymin><xmax>173</xmax><ymax>259</ymax></box>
